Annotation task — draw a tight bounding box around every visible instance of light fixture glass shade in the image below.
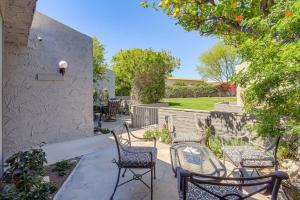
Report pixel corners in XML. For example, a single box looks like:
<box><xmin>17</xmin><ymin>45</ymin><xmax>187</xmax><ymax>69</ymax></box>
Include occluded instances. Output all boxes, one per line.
<box><xmin>59</xmin><ymin>60</ymin><xmax>68</xmax><ymax>69</ymax></box>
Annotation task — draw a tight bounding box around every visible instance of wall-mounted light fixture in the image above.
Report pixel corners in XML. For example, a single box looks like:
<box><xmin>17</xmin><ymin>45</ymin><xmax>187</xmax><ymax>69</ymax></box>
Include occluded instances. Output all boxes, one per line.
<box><xmin>59</xmin><ymin>60</ymin><xmax>68</xmax><ymax>76</ymax></box>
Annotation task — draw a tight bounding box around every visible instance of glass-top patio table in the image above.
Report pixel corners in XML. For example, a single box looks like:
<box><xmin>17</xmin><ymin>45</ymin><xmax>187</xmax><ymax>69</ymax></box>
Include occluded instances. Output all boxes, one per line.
<box><xmin>170</xmin><ymin>143</ymin><xmax>226</xmax><ymax>177</ymax></box>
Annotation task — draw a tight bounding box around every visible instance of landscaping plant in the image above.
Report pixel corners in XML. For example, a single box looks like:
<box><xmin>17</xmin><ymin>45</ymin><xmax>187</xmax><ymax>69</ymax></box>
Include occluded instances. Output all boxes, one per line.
<box><xmin>93</xmin><ymin>37</ymin><xmax>107</xmax><ymax>83</ymax></box>
<box><xmin>196</xmin><ymin>43</ymin><xmax>240</xmax><ymax>83</ymax></box>
<box><xmin>112</xmin><ymin>48</ymin><xmax>180</xmax><ymax>103</ymax></box>
<box><xmin>0</xmin><ymin>149</ymin><xmax>56</xmax><ymax>200</ymax></box>
<box><xmin>52</xmin><ymin>161</ymin><xmax>72</xmax><ymax>177</ymax></box>
<box><xmin>143</xmin><ymin>128</ymin><xmax>171</xmax><ymax>144</ymax></box>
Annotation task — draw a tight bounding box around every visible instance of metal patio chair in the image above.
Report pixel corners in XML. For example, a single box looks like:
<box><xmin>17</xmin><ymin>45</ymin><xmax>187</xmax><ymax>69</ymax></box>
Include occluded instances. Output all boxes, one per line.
<box><xmin>165</xmin><ymin>114</ymin><xmax>203</xmax><ymax>144</ymax></box>
<box><xmin>177</xmin><ymin>167</ymin><xmax>288</xmax><ymax>200</ymax></box>
<box><xmin>110</xmin><ymin>122</ymin><xmax>157</xmax><ymax>200</ymax></box>
<box><xmin>221</xmin><ymin>135</ymin><xmax>281</xmax><ymax>174</ymax></box>
<box><xmin>101</xmin><ymin>99</ymin><xmax>121</xmax><ymax>122</ymax></box>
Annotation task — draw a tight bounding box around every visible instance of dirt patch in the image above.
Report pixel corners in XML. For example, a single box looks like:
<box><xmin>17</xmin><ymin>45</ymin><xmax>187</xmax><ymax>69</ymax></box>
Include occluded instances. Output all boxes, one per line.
<box><xmin>44</xmin><ymin>158</ymin><xmax>80</xmax><ymax>199</ymax></box>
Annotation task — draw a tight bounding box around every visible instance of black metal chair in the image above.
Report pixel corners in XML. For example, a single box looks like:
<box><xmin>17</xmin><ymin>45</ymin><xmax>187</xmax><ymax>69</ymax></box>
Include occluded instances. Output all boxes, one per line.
<box><xmin>110</xmin><ymin>122</ymin><xmax>157</xmax><ymax>200</ymax></box>
<box><xmin>177</xmin><ymin>167</ymin><xmax>288</xmax><ymax>200</ymax></box>
<box><xmin>166</xmin><ymin>114</ymin><xmax>203</xmax><ymax>144</ymax></box>
<box><xmin>101</xmin><ymin>99</ymin><xmax>121</xmax><ymax>122</ymax></box>
<box><xmin>221</xmin><ymin>136</ymin><xmax>281</xmax><ymax>174</ymax></box>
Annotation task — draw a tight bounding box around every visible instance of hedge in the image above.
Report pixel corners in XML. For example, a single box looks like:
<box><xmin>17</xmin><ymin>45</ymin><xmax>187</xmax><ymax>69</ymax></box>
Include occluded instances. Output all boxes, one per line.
<box><xmin>164</xmin><ymin>82</ymin><xmax>237</xmax><ymax>98</ymax></box>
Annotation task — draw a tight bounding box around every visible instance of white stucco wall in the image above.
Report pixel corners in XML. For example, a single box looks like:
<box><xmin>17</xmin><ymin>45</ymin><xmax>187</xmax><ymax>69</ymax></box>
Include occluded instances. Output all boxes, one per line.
<box><xmin>94</xmin><ymin>69</ymin><xmax>115</xmax><ymax>98</ymax></box>
<box><xmin>0</xmin><ymin>11</ymin><xmax>3</xmax><ymax>173</ymax></box>
<box><xmin>3</xmin><ymin>12</ymin><xmax>93</xmax><ymax>159</ymax></box>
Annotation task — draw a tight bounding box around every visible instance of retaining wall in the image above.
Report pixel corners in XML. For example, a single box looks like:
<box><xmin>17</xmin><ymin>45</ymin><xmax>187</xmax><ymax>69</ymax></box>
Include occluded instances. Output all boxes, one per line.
<box><xmin>158</xmin><ymin>107</ymin><xmax>254</xmax><ymax>137</ymax></box>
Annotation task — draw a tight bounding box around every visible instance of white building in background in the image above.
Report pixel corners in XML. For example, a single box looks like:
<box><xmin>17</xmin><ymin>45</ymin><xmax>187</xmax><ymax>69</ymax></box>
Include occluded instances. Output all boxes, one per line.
<box><xmin>94</xmin><ymin>69</ymin><xmax>116</xmax><ymax>98</ymax></box>
<box><xmin>235</xmin><ymin>62</ymin><xmax>249</xmax><ymax>107</ymax></box>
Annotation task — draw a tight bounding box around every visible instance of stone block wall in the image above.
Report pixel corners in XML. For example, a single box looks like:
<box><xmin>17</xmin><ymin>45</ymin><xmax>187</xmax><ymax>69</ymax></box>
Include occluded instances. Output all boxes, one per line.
<box><xmin>3</xmin><ymin>12</ymin><xmax>93</xmax><ymax>159</ymax></box>
<box><xmin>158</xmin><ymin>107</ymin><xmax>254</xmax><ymax>138</ymax></box>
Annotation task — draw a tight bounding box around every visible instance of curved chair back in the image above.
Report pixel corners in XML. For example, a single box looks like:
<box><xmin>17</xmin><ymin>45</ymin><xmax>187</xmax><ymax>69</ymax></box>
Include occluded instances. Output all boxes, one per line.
<box><xmin>108</xmin><ymin>100</ymin><xmax>121</xmax><ymax>117</ymax></box>
<box><xmin>111</xmin><ymin>123</ymin><xmax>132</xmax><ymax>163</ymax></box>
<box><xmin>177</xmin><ymin>167</ymin><xmax>288</xmax><ymax>200</ymax></box>
<box><xmin>165</xmin><ymin>115</ymin><xmax>203</xmax><ymax>143</ymax></box>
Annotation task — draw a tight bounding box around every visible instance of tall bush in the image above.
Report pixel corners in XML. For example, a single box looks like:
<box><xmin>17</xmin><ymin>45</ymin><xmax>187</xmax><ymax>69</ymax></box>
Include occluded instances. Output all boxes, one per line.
<box><xmin>112</xmin><ymin>48</ymin><xmax>180</xmax><ymax>103</ymax></box>
<box><xmin>93</xmin><ymin>37</ymin><xmax>107</xmax><ymax>83</ymax></box>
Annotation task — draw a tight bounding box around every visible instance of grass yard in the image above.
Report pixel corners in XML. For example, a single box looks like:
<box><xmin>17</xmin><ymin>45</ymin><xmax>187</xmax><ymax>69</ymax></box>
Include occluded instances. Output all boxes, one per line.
<box><xmin>161</xmin><ymin>97</ymin><xmax>237</xmax><ymax>111</ymax></box>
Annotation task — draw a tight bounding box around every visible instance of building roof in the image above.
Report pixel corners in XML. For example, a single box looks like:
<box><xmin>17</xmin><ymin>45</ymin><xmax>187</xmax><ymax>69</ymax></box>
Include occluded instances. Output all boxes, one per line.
<box><xmin>1</xmin><ymin>0</ymin><xmax>37</xmax><ymax>45</ymax></box>
<box><xmin>166</xmin><ymin>77</ymin><xmax>205</xmax><ymax>82</ymax></box>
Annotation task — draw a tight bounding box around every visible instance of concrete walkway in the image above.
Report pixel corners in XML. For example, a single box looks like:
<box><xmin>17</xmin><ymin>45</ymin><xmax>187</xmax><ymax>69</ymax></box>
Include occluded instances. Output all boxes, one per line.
<box><xmin>51</xmin><ymin>133</ymin><xmax>178</xmax><ymax>200</ymax></box>
<box><xmin>43</xmin><ymin>115</ymin><xmax>128</xmax><ymax>165</ymax></box>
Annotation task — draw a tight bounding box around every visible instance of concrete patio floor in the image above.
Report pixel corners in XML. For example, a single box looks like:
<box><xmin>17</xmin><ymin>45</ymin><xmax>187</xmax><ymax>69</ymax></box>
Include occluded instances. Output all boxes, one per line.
<box><xmin>51</xmin><ymin>131</ymin><xmax>178</xmax><ymax>200</ymax></box>
<box><xmin>42</xmin><ymin>121</ymin><xmax>282</xmax><ymax>200</ymax></box>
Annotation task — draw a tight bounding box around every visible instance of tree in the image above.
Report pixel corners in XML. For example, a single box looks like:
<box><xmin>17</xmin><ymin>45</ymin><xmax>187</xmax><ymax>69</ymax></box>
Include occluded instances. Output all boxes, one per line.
<box><xmin>196</xmin><ymin>44</ymin><xmax>239</xmax><ymax>83</ymax></box>
<box><xmin>93</xmin><ymin>37</ymin><xmax>107</xmax><ymax>83</ymax></box>
<box><xmin>142</xmin><ymin>0</ymin><xmax>300</xmax><ymax>157</ymax></box>
<box><xmin>112</xmin><ymin>48</ymin><xmax>180</xmax><ymax>103</ymax></box>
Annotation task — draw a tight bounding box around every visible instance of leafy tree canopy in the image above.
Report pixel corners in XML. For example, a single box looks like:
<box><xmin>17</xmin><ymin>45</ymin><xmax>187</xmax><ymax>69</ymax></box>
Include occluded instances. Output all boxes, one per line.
<box><xmin>93</xmin><ymin>37</ymin><xmax>107</xmax><ymax>83</ymax></box>
<box><xmin>196</xmin><ymin>43</ymin><xmax>239</xmax><ymax>83</ymax></box>
<box><xmin>141</xmin><ymin>0</ymin><xmax>300</xmax><ymax>149</ymax></box>
<box><xmin>112</xmin><ymin>48</ymin><xmax>180</xmax><ymax>103</ymax></box>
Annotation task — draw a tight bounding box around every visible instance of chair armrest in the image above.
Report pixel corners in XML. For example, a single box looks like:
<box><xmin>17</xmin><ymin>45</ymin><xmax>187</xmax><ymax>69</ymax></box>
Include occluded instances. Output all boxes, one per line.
<box><xmin>129</xmin><ymin>131</ymin><xmax>156</xmax><ymax>147</ymax></box>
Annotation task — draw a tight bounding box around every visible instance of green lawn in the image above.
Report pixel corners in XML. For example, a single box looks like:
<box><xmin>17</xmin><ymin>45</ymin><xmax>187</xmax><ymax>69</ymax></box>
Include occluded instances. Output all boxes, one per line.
<box><xmin>161</xmin><ymin>97</ymin><xmax>237</xmax><ymax>111</ymax></box>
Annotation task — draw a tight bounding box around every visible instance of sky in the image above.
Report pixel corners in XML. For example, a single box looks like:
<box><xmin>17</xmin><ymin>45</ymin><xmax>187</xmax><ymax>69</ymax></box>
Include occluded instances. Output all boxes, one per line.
<box><xmin>37</xmin><ymin>0</ymin><xmax>218</xmax><ymax>79</ymax></box>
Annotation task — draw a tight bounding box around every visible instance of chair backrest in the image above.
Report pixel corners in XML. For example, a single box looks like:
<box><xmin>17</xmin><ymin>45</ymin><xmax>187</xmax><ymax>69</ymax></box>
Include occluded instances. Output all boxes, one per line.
<box><xmin>177</xmin><ymin>167</ymin><xmax>288</xmax><ymax>200</ymax></box>
<box><xmin>265</xmin><ymin>136</ymin><xmax>281</xmax><ymax>170</ymax></box>
<box><xmin>108</xmin><ymin>100</ymin><xmax>121</xmax><ymax>116</ymax></box>
<box><xmin>166</xmin><ymin>114</ymin><xmax>203</xmax><ymax>143</ymax></box>
<box><xmin>111</xmin><ymin>123</ymin><xmax>132</xmax><ymax>162</ymax></box>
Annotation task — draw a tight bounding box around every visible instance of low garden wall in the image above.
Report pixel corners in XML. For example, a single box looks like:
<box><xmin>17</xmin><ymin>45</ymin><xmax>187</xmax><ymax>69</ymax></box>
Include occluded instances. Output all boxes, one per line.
<box><xmin>213</xmin><ymin>102</ymin><xmax>243</xmax><ymax>113</ymax></box>
<box><xmin>131</xmin><ymin>104</ymin><xmax>255</xmax><ymax>138</ymax></box>
<box><xmin>158</xmin><ymin>107</ymin><xmax>254</xmax><ymax>137</ymax></box>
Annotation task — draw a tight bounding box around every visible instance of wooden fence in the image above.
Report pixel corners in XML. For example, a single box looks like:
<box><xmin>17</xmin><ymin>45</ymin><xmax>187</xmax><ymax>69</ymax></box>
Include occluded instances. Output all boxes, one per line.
<box><xmin>131</xmin><ymin>105</ymin><xmax>160</xmax><ymax>128</ymax></box>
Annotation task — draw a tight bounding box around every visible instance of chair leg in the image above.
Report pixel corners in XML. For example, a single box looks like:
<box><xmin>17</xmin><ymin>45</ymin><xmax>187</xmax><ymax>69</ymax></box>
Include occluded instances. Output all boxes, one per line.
<box><xmin>111</xmin><ymin>167</ymin><xmax>121</xmax><ymax>200</ymax></box>
<box><xmin>154</xmin><ymin>165</ymin><xmax>156</xmax><ymax>179</ymax></box>
<box><xmin>151</xmin><ymin>167</ymin><xmax>153</xmax><ymax>200</ymax></box>
<box><xmin>122</xmin><ymin>168</ymin><xmax>127</xmax><ymax>177</ymax></box>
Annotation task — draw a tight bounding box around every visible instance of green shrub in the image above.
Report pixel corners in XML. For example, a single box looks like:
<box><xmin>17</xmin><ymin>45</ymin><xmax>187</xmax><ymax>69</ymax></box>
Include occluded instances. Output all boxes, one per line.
<box><xmin>52</xmin><ymin>160</ymin><xmax>72</xmax><ymax>176</ymax></box>
<box><xmin>143</xmin><ymin>130</ymin><xmax>157</xmax><ymax>139</ymax></box>
<box><xmin>208</xmin><ymin>136</ymin><xmax>223</xmax><ymax>158</ymax></box>
<box><xmin>1</xmin><ymin>149</ymin><xmax>56</xmax><ymax>200</ymax></box>
<box><xmin>160</xmin><ymin>128</ymin><xmax>171</xmax><ymax>144</ymax></box>
<box><xmin>173</xmin><ymin>82</ymin><xmax>187</xmax><ymax>87</ymax></box>
<box><xmin>143</xmin><ymin>128</ymin><xmax>171</xmax><ymax>144</ymax></box>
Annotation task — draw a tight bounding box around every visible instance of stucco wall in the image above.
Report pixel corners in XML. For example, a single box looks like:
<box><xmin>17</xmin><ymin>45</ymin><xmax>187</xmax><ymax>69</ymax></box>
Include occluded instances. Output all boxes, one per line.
<box><xmin>94</xmin><ymin>69</ymin><xmax>115</xmax><ymax>98</ymax></box>
<box><xmin>0</xmin><ymin>11</ymin><xmax>3</xmax><ymax>173</ymax></box>
<box><xmin>3</xmin><ymin>12</ymin><xmax>93</xmax><ymax>159</ymax></box>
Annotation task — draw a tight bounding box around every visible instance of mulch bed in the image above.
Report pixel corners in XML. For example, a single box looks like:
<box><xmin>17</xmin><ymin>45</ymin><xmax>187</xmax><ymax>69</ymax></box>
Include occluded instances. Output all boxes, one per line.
<box><xmin>44</xmin><ymin>158</ymin><xmax>80</xmax><ymax>199</ymax></box>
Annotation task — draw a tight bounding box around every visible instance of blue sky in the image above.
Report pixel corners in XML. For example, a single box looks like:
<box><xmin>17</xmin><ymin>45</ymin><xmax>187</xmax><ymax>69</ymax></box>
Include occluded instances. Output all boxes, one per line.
<box><xmin>37</xmin><ymin>0</ymin><xmax>218</xmax><ymax>79</ymax></box>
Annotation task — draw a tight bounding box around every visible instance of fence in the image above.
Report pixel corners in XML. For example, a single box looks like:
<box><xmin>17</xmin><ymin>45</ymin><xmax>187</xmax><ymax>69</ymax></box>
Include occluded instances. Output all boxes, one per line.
<box><xmin>131</xmin><ymin>105</ymin><xmax>159</xmax><ymax>128</ymax></box>
<box><xmin>131</xmin><ymin>103</ymin><xmax>168</xmax><ymax>128</ymax></box>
